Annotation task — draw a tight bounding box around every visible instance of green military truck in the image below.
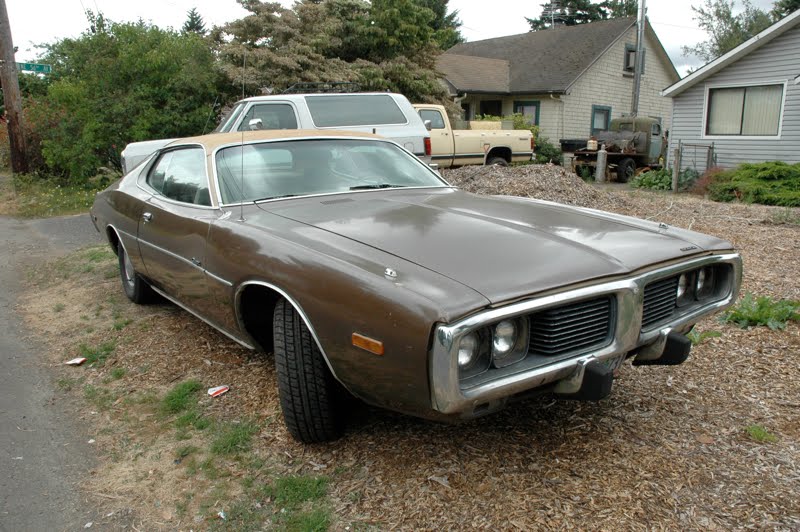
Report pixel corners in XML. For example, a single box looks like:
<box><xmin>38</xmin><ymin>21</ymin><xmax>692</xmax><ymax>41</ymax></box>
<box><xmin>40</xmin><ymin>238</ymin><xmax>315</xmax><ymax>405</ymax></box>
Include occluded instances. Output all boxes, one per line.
<box><xmin>571</xmin><ymin>117</ymin><xmax>667</xmax><ymax>182</ymax></box>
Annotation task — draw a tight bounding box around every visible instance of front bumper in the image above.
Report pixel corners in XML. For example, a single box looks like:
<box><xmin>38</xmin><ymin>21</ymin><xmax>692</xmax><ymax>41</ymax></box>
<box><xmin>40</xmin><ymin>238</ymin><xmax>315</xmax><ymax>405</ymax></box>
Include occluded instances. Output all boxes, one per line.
<box><xmin>429</xmin><ymin>253</ymin><xmax>742</xmax><ymax>416</ymax></box>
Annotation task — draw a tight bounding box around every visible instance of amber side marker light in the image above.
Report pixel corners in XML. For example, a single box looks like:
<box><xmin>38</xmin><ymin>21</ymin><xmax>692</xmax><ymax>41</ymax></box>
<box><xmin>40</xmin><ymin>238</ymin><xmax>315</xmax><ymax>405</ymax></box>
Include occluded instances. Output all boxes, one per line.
<box><xmin>352</xmin><ymin>333</ymin><xmax>384</xmax><ymax>355</ymax></box>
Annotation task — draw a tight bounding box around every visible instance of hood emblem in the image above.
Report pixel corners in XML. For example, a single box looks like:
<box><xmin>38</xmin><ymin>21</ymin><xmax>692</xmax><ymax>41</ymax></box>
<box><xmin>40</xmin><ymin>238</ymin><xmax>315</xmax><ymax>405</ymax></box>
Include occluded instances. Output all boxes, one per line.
<box><xmin>681</xmin><ymin>246</ymin><xmax>698</xmax><ymax>252</ymax></box>
<box><xmin>384</xmin><ymin>268</ymin><xmax>398</xmax><ymax>279</ymax></box>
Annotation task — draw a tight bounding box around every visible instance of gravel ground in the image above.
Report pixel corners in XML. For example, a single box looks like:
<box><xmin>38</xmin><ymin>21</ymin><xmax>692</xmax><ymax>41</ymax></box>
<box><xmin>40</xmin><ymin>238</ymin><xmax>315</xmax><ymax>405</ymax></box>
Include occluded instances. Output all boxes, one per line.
<box><xmin>21</xmin><ymin>165</ymin><xmax>800</xmax><ymax>530</ymax></box>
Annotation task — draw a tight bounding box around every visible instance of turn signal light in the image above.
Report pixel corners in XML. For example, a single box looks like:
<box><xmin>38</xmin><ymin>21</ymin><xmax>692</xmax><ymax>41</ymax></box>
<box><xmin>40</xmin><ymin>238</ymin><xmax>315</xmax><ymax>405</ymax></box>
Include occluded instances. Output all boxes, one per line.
<box><xmin>424</xmin><ymin>137</ymin><xmax>432</xmax><ymax>156</ymax></box>
<box><xmin>352</xmin><ymin>333</ymin><xmax>384</xmax><ymax>355</ymax></box>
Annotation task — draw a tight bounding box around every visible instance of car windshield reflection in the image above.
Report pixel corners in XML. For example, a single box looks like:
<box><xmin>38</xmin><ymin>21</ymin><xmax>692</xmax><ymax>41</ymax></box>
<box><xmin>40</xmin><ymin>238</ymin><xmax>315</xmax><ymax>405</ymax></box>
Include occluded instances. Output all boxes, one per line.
<box><xmin>215</xmin><ymin>138</ymin><xmax>445</xmax><ymax>204</ymax></box>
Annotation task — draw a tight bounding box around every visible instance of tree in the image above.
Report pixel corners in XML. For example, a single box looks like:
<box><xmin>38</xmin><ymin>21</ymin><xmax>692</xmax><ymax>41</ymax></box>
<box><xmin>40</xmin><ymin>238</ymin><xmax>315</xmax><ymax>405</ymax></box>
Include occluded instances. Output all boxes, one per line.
<box><xmin>772</xmin><ymin>0</ymin><xmax>800</xmax><ymax>19</ymax></box>
<box><xmin>182</xmin><ymin>7</ymin><xmax>206</xmax><ymax>34</ymax></box>
<box><xmin>35</xmin><ymin>11</ymin><xmax>228</xmax><ymax>179</ymax></box>
<box><xmin>526</xmin><ymin>0</ymin><xmax>636</xmax><ymax>31</ymax></box>
<box><xmin>681</xmin><ymin>0</ymin><xmax>772</xmax><ymax>63</ymax></box>
<box><xmin>213</xmin><ymin>0</ymin><xmax>454</xmax><ymax>103</ymax></box>
<box><xmin>417</xmin><ymin>0</ymin><xmax>465</xmax><ymax>50</ymax></box>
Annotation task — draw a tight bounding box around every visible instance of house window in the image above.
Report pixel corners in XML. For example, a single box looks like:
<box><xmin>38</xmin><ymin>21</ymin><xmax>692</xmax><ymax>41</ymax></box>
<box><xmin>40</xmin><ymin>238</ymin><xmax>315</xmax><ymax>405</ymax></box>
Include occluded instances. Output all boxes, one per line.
<box><xmin>623</xmin><ymin>44</ymin><xmax>645</xmax><ymax>74</ymax></box>
<box><xmin>591</xmin><ymin>105</ymin><xmax>612</xmax><ymax>135</ymax></box>
<box><xmin>706</xmin><ymin>84</ymin><xmax>784</xmax><ymax>136</ymax></box>
<box><xmin>513</xmin><ymin>101</ymin><xmax>540</xmax><ymax>126</ymax></box>
<box><xmin>461</xmin><ymin>102</ymin><xmax>471</xmax><ymax>120</ymax></box>
<box><xmin>479</xmin><ymin>100</ymin><xmax>502</xmax><ymax>117</ymax></box>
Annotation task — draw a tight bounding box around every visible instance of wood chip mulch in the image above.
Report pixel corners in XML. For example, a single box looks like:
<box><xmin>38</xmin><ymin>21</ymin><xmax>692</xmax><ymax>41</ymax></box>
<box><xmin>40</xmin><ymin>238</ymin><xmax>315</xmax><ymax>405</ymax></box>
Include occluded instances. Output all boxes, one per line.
<box><xmin>23</xmin><ymin>164</ymin><xmax>800</xmax><ymax>530</ymax></box>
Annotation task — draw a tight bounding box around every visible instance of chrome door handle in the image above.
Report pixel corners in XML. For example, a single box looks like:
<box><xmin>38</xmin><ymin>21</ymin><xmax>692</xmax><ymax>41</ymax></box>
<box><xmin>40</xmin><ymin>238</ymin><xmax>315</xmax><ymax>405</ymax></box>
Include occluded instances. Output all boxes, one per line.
<box><xmin>142</xmin><ymin>212</ymin><xmax>153</xmax><ymax>223</ymax></box>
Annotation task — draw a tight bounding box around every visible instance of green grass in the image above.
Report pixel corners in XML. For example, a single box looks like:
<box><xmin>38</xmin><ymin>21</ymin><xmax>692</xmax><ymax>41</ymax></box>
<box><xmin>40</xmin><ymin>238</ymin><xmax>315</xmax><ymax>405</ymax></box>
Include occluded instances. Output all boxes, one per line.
<box><xmin>6</xmin><ymin>173</ymin><xmax>107</xmax><ymax>218</ymax></box>
<box><xmin>175</xmin><ymin>410</ymin><xmax>211</xmax><ymax>430</ymax></box>
<box><xmin>83</xmin><ymin>384</ymin><xmax>117</xmax><ymax>410</ymax></box>
<box><xmin>53</xmin><ymin>303</ymin><xmax>66</xmax><ymax>313</ymax></box>
<box><xmin>746</xmin><ymin>424</ymin><xmax>777</xmax><ymax>443</ymax></box>
<box><xmin>687</xmin><ymin>329</ymin><xmax>723</xmax><ymax>345</ymax></box>
<box><xmin>160</xmin><ymin>379</ymin><xmax>203</xmax><ymax>415</ymax></box>
<box><xmin>79</xmin><ymin>341</ymin><xmax>116</xmax><ymax>366</ymax></box>
<box><xmin>723</xmin><ymin>293</ymin><xmax>800</xmax><ymax>330</ymax></box>
<box><xmin>271</xmin><ymin>475</ymin><xmax>329</xmax><ymax>507</ymax></box>
<box><xmin>175</xmin><ymin>445</ymin><xmax>199</xmax><ymax>459</ymax></box>
<box><xmin>110</xmin><ymin>367</ymin><xmax>127</xmax><ymax>380</ymax></box>
<box><xmin>210</xmin><ymin>420</ymin><xmax>260</xmax><ymax>456</ymax></box>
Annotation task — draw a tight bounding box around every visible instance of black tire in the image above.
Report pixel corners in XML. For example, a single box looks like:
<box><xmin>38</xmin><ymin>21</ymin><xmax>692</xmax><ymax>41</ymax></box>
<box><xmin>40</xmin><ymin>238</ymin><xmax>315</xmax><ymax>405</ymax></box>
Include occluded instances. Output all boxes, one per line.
<box><xmin>118</xmin><ymin>242</ymin><xmax>155</xmax><ymax>304</ymax></box>
<box><xmin>486</xmin><ymin>157</ymin><xmax>509</xmax><ymax>167</ymax></box>
<box><xmin>617</xmin><ymin>158</ymin><xmax>636</xmax><ymax>183</ymax></box>
<box><xmin>273</xmin><ymin>299</ymin><xmax>345</xmax><ymax>443</ymax></box>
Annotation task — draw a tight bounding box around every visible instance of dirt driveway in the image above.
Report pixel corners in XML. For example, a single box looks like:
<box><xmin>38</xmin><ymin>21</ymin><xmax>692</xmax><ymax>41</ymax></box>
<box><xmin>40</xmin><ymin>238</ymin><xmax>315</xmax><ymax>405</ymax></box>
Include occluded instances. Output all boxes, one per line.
<box><xmin>14</xmin><ymin>167</ymin><xmax>800</xmax><ymax>530</ymax></box>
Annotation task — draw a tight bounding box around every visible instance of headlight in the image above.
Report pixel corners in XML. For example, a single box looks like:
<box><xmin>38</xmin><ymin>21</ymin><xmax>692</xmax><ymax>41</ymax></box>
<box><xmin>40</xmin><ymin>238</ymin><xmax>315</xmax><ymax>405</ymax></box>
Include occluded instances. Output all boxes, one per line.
<box><xmin>696</xmin><ymin>267</ymin><xmax>714</xmax><ymax>299</ymax></box>
<box><xmin>457</xmin><ymin>331</ymin><xmax>490</xmax><ymax>379</ymax></box>
<box><xmin>676</xmin><ymin>273</ymin><xmax>690</xmax><ymax>300</ymax></box>
<box><xmin>458</xmin><ymin>332</ymin><xmax>479</xmax><ymax>368</ymax></box>
<box><xmin>492</xmin><ymin>320</ymin><xmax>517</xmax><ymax>355</ymax></box>
<box><xmin>492</xmin><ymin>318</ymin><xmax>529</xmax><ymax>368</ymax></box>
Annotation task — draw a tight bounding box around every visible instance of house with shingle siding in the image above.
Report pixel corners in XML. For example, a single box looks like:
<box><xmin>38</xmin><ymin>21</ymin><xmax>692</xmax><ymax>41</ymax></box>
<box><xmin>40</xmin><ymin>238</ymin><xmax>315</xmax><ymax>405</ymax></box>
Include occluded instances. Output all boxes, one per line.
<box><xmin>662</xmin><ymin>10</ymin><xmax>800</xmax><ymax>169</ymax></box>
<box><xmin>437</xmin><ymin>18</ymin><xmax>679</xmax><ymax>156</ymax></box>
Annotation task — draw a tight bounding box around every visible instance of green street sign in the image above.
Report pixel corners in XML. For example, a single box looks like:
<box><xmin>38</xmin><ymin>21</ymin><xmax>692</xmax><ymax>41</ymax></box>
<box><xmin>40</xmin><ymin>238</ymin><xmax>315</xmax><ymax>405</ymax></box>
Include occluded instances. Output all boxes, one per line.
<box><xmin>16</xmin><ymin>62</ymin><xmax>52</xmax><ymax>74</ymax></box>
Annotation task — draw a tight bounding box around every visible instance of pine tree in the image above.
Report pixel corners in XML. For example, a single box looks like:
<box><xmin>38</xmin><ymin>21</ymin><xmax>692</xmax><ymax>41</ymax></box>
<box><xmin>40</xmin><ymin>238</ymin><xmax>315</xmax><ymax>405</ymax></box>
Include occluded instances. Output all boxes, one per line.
<box><xmin>182</xmin><ymin>8</ymin><xmax>206</xmax><ymax>35</ymax></box>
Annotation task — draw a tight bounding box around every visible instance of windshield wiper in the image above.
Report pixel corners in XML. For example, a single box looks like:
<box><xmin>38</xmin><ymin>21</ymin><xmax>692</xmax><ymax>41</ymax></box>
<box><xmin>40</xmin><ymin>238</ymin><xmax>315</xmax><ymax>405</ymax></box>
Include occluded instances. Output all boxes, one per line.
<box><xmin>255</xmin><ymin>194</ymin><xmax>299</xmax><ymax>201</ymax></box>
<box><xmin>349</xmin><ymin>184</ymin><xmax>405</xmax><ymax>190</ymax></box>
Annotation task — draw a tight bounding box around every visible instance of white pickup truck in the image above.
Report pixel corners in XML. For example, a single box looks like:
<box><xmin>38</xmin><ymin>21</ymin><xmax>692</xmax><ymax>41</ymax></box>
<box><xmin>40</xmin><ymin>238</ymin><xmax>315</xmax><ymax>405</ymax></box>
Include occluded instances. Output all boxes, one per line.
<box><xmin>414</xmin><ymin>104</ymin><xmax>534</xmax><ymax>168</ymax></box>
<box><xmin>121</xmin><ymin>92</ymin><xmax>431</xmax><ymax>173</ymax></box>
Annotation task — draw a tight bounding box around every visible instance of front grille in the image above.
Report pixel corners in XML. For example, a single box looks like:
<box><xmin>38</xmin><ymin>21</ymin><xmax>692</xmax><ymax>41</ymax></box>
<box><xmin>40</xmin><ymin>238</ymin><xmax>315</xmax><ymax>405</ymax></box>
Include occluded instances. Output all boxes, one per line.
<box><xmin>642</xmin><ymin>276</ymin><xmax>679</xmax><ymax>328</ymax></box>
<box><xmin>528</xmin><ymin>296</ymin><xmax>614</xmax><ymax>357</ymax></box>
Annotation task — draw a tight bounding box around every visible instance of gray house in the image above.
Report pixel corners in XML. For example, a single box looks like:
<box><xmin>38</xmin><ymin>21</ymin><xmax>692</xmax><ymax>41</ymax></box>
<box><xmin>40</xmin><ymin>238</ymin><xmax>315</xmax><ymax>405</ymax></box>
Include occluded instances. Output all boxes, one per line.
<box><xmin>437</xmin><ymin>18</ymin><xmax>679</xmax><ymax>150</ymax></box>
<box><xmin>663</xmin><ymin>9</ymin><xmax>800</xmax><ymax>169</ymax></box>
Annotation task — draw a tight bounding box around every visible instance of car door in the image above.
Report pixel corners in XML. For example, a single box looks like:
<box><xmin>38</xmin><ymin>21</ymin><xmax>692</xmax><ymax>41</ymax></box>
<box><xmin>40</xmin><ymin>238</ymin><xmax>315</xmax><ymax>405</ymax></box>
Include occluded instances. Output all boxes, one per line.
<box><xmin>418</xmin><ymin>108</ymin><xmax>454</xmax><ymax>168</ymax></box>
<box><xmin>137</xmin><ymin>145</ymin><xmax>215</xmax><ymax>312</ymax></box>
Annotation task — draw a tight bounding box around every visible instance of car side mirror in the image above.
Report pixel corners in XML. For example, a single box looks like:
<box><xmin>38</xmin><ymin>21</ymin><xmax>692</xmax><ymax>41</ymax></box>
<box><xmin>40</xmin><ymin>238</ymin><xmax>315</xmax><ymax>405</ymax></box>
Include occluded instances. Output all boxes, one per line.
<box><xmin>248</xmin><ymin>118</ymin><xmax>263</xmax><ymax>131</ymax></box>
<box><xmin>424</xmin><ymin>120</ymin><xmax>432</xmax><ymax>132</ymax></box>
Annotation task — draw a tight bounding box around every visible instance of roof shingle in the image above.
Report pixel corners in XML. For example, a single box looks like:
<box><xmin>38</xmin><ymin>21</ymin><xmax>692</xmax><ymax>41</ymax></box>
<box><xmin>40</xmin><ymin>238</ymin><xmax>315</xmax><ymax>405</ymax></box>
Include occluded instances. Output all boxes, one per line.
<box><xmin>441</xmin><ymin>17</ymin><xmax>636</xmax><ymax>94</ymax></box>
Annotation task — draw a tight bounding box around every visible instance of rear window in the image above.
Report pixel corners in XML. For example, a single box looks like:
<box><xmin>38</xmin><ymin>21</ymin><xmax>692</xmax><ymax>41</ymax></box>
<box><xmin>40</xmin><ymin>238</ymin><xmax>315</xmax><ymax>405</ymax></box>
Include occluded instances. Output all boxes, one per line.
<box><xmin>305</xmin><ymin>95</ymin><xmax>407</xmax><ymax>127</ymax></box>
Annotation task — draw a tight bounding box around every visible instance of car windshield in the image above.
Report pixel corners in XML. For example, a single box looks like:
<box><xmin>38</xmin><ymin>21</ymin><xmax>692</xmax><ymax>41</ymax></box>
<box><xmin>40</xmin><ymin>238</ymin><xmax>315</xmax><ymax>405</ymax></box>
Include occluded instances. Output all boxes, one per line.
<box><xmin>215</xmin><ymin>138</ymin><xmax>447</xmax><ymax>204</ymax></box>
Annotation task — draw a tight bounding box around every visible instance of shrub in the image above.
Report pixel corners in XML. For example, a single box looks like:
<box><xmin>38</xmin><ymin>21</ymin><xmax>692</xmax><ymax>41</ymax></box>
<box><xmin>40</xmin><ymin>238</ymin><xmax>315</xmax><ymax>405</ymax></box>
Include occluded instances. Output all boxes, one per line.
<box><xmin>707</xmin><ymin>161</ymin><xmax>800</xmax><ymax>207</ymax></box>
<box><xmin>533</xmin><ymin>137</ymin><xmax>563</xmax><ymax>165</ymax></box>
<box><xmin>722</xmin><ymin>293</ymin><xmax>800</xmax><ymax>330</ymax></box>
<box><xmin>630</xmin><ymin>168</ymin><xmax>698</xmax><ymax>191</ymax></box>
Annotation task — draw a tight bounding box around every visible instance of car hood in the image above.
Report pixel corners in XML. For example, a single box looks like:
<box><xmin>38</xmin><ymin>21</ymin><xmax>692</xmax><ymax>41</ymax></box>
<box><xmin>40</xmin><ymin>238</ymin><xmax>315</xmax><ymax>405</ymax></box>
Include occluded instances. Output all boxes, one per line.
<box><xmin>260</xmin><ymin>188</ymin><xmax>733</xmax><ymax>305</ymax></box>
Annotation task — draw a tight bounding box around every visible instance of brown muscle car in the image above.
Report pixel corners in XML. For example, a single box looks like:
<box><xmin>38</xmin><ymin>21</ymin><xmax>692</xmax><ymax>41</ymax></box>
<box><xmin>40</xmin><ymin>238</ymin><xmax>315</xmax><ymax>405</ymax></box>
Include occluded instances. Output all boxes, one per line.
<box><xmin>90</xmin><ymin>130</ymin><xmax>743</xmax><ymax>443</ymax></box>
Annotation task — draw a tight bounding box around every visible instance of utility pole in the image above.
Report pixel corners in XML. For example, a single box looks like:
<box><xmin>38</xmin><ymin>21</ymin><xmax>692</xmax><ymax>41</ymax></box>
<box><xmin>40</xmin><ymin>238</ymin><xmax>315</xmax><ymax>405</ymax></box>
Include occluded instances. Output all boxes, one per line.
<box><xmin>631</xmin><ymin>0</ymin><xmax>646</xmax><ymax>117</ymax></box>
<box><xmin>0</xmin><ymin>0</ymin><xmax>28</xmax><ymax>174</ymax></box>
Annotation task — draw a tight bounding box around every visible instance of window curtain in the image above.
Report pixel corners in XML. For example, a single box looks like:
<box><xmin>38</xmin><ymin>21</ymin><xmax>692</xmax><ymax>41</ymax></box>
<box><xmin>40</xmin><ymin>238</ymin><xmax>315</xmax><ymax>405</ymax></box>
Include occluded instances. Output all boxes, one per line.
<box><xmin>707</xmin><ymin>88</ymin><xmax>744</xmax><ymax>135</ymax></box>
<box><xmin>742</xmin><ymin>85</ymin><xmax>783</xmax><ymax>135</ymax></box>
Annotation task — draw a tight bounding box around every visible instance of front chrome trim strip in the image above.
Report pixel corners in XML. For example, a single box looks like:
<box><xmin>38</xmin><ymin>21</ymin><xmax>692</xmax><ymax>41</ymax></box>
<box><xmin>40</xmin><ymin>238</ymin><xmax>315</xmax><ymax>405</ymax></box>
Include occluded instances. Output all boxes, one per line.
<box><xmin>149</xmin><ymin>285</ymin><xmax>255</xmax><ymax>350</ymax></box>
<box><xmin>137</xmin><ymin>238</ymin><xmax>204</xmax><ymax>272</ymax></box>
<box><xmin>206</xmin><ymin>270</ymin><xmax>233</xmax><ymax>287</ymax></box>
<box><xmin>233</xmin><ymin>280</ymin><xmax>350</xmax><ymax>392</ymax></box>
<box><xmin>429</xmin><ymin>252</ymin><xmax>742</xmax><ymax>415</ymax></box>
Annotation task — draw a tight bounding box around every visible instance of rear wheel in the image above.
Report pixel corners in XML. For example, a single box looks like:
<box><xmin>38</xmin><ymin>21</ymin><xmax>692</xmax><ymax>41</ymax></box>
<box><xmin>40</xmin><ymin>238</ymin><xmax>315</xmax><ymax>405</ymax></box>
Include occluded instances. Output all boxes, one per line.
<box><xmin>486</xmin><ymin>157</ymin><xmax>508</xmax><ymax>167</ymax></box>
<box><xmin>273</xmin><ymin>299</ymin><xmax>345</xmax><ymax>443</ymax></box>
<box><xmin>118</xmin><ymin>243</ymin><xmax>154</xmax><ymax>304</ymax></box>
<box><xmin>617</xmin><ymin>158</ymin><xmax>636</xmax><ymax>183</ymax></box>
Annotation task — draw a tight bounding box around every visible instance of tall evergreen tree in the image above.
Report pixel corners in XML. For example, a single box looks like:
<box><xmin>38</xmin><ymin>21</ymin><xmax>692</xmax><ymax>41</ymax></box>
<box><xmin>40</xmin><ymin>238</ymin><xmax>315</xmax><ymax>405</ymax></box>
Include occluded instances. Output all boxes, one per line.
<box><xmin>526</xmin><ymin>0</ymin><xmax>635</xmax><ymax>31</ymax></box>
<box><xmin>772</xmin><ymin>0</ymin><xmax>800</xmax><ymax>19</ymax></box>
<box><xmin>182</xmin><ymin>7</ymin><xmax>206</xmax><ymax>34</ymax></box>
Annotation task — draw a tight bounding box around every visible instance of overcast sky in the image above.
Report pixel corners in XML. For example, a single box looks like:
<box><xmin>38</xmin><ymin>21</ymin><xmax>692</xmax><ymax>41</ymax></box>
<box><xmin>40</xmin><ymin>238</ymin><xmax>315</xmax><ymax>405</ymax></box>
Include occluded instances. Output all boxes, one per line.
<box><xmin>6</xmin><ymin>0</ymin><xmax>779</xmax><ymax>77</ymax></box>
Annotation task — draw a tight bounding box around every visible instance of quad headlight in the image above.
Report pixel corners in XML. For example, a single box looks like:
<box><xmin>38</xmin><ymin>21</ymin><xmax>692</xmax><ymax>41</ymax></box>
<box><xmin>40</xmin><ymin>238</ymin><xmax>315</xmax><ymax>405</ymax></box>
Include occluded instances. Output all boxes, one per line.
<box><xmin>457</xmin><ymin>317</ymin><xmax>530</xmax><ymax>380</ymax></box>
<box><xmin>696</xmin><ymin>266</ymin><xmax>715</xmax><ymax>299</ymax></box>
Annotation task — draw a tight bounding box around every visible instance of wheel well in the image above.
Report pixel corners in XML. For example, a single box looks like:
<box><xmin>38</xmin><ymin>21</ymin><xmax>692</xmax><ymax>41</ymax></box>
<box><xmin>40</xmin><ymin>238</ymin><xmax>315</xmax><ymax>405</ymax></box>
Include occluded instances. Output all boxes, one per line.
<box><xmin>238</xmin><ymin>284</ymin><xmax>283</xmax><ymax>352</ymax></box>
<box><xmin>487</xmin><ymin>147</ymin><xmax>511</xmax><ymax>162</ymax></box>
<box><xmin>106</xmin><ymin>226</ymin><xmax>121</xmax><ymax>256</ymax></box>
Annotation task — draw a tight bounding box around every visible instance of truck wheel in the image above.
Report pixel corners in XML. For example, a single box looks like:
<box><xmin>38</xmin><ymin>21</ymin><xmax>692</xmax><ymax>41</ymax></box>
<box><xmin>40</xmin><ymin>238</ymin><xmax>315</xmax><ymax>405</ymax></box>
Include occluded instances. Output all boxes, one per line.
<box><xmin>486</xmin><ymin>157</ymin><xmax>508</xmax><ymax>167</ymax></box>
<box><xmin>273</xmin><ymin>299</ymin><xmax>345</xmax><ymax>443</ymax></box>
<box><xmin>617</xmin><ymin>158</ymin><xmax>636</xmax><ymax>183</ymax></box>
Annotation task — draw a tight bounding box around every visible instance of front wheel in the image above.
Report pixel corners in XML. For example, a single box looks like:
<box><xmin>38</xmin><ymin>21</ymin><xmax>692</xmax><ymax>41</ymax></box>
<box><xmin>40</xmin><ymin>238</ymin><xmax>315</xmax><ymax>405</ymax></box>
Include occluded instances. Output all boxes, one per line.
<box><xmin>118</xmin><ymin>243</ymin><xmax>155</xmax><ymax>304</ymax></box>
<box><xmin>273</xmin><ymin>299</ymin><xmax>345</xmax><ymax>443</ymax></box>
<box><xmin>617</xmin><ymin>158</ymin><xmax>636</xmax><ymax>183</ymax></box>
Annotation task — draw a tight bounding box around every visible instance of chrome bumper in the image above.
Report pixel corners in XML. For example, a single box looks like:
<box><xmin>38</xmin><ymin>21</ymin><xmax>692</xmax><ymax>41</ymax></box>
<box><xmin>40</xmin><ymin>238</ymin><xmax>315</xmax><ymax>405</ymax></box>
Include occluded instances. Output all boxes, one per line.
<box><xmin>429</xmin><ymin>253</ymin><xmax>742</xmax><ymax>416</ymax></box>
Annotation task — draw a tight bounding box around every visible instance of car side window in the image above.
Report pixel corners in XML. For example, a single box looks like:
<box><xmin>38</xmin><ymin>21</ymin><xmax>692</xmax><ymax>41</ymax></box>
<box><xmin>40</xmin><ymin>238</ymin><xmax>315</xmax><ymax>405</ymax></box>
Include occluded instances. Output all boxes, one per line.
<box><xmin>237</xmin><ymin>104</ymin><xmax>299</xmax><ymax>131</ymax></box>
<box><xmin>418</xmin><ymin>109</ymin><xmax>446</xmax><ymax>129</ymax></box>
<box><xmin>147</xmin><ymin>147</ymin><xmax>210</xmax><ymax>206</ymax></box>
<box><xmin>651</xmin><ymin>123</ymin><xmax>661</xmax><ymax>137</ymax></box>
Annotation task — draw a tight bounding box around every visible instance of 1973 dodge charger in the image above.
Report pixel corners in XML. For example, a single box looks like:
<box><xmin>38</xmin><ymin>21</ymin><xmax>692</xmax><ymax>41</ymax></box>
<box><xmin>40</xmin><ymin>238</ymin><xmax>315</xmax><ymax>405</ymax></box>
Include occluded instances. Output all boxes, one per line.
<box><xmin>91</xmin><ymin>130</ymin><xmax>742</xmax><ymax>443</ymax></box>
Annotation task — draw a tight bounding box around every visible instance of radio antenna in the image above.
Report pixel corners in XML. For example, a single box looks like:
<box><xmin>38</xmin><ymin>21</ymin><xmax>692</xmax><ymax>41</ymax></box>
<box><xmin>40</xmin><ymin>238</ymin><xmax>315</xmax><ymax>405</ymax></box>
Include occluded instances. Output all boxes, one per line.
<box><xmin>238</xmin><ymin>48</ymin><xmax>246</xmax><ymax>222</ymax></box>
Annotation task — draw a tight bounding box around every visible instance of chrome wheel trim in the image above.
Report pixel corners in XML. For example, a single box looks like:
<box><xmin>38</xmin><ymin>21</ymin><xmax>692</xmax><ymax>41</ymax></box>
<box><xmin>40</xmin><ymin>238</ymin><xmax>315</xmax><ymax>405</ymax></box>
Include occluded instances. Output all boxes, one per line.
<box><xmin>122</xmin><ymin>246</ymin><xmax>136</xmax><ymax>289</ymax></box>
